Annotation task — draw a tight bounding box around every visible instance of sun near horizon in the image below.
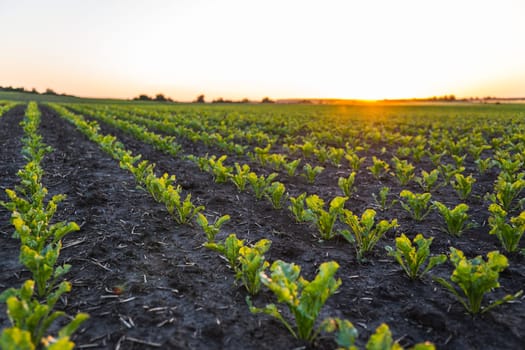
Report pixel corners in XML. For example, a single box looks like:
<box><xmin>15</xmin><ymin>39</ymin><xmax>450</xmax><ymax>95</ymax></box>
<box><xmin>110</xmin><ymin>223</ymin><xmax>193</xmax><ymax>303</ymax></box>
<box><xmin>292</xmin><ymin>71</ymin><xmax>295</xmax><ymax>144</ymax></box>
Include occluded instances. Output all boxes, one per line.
<box><xmin>1</xmin><ymin>0</ymin><xmax>524</xmax><ymax>101</ymax></box>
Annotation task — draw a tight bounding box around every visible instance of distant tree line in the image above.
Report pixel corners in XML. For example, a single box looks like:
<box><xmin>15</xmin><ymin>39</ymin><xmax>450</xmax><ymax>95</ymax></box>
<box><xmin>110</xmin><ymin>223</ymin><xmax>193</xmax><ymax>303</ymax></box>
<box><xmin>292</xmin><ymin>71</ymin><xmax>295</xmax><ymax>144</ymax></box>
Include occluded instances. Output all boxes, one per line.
<box><xmin>193</xmin><ymin>94</ymin><xmax>274</xmax><ymax>104</ymax></box>
<box><xmin>132</xmin><ymin>93</ymin><xmax>175</xmax><ymax>102</ymax></box>
<box><xmin>0</xmin><ymin>85</ymin><xmax>73</xmax><ymax>97</ymax></box>
<box><xmin>129</xmin><ymin>93</ymin><xmax>276</xmax><ymax>104</ymax></box>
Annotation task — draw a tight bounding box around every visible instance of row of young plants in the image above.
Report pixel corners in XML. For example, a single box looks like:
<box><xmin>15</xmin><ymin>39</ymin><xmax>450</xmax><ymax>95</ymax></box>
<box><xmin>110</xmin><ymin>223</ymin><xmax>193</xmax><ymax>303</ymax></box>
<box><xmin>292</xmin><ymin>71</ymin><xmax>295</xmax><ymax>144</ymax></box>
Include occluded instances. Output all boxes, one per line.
<box><xmin>67</xmin><ymin>104</ymin><xmax>524</xmax><ymax>229</ymax></box>
<box><xmin>0</xmin><ymin>102</ymin><xmax>88</xmax><ymax>350</ymax></box>
<box><xmin>63</xmin><ymin>103</ymin><xmax>525</xmax><ymax>289</ymax></box>
<box><xmin>67</xmin><ymin>103</ymin><xmax>525</xmax><ymax>257</ymax></box>
<box><xmin>51</xmin><ymin>105</ymin><xmax>440</xmax><ymax>348</ymax></box>
<box><xmin>0</xmin><ymin>101</ymin><xmax>18</xmax><ymax>118</ymax></box>
<box><xmin>197</xmin><ymin>214</ymin><xmax>435</xmax><ymax>349</ymax></box>
<box><xmin>72</xmin><ymin>103</ymin><xmax>525</xmax><ymax>175</ymax></box>
<box><xmin>68</xmin><ymin>103</ymin><xmax>524</xmax><ymax>260</ymax></box>
<box><xmin>55</xmin><ymin>105</ymin><xmax>524</xmax><ymax>346</ymax></box>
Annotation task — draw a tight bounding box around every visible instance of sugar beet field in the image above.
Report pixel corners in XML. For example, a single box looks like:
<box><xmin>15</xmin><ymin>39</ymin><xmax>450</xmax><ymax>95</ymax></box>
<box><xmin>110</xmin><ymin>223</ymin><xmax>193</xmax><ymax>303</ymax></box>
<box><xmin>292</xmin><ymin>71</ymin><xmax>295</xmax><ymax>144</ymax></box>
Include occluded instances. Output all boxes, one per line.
<box><xmin>0</xmin><ymin>100</ymin><xmax>524</xmax><ymax>349</ymax></box>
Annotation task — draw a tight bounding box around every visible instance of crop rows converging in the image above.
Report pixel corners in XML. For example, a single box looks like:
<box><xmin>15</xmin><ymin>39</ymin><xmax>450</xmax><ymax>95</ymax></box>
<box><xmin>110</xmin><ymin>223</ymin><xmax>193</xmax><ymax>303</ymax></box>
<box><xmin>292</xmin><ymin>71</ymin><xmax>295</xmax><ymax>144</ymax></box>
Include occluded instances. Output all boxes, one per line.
<box><xmin>1</xmin><ymin>101</ymin><xmax>524</xmax><ymax>349</ymax></box>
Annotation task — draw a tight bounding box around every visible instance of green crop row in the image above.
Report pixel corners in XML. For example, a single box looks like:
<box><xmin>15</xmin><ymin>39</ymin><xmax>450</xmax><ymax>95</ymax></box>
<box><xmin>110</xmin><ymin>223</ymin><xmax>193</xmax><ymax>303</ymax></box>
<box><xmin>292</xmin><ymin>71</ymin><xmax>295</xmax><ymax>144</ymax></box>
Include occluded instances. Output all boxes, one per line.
<box><xmin>0</xmin><ymin>102</ymin><xmax>88</xmax><ymax>350</ymax></box>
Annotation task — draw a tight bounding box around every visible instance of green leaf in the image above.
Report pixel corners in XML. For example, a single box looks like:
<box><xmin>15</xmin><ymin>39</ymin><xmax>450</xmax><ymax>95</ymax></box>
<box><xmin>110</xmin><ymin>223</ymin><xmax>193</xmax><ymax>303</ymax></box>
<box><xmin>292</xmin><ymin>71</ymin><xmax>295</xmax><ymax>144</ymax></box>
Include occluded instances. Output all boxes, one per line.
<box><xmin>0</xmin><ymin>327</ymin><xmax>35</xmax><ymax>350</ymax></box>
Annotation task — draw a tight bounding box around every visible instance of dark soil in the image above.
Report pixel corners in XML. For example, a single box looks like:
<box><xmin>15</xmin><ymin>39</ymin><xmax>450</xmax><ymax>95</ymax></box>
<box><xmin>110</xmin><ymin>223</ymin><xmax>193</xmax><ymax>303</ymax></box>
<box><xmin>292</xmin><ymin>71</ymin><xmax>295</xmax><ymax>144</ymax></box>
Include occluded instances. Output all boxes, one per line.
<box><xmin>0</xmin><ymin>105</ymin><xmax>523</xmax><ymax>349</ymax></box>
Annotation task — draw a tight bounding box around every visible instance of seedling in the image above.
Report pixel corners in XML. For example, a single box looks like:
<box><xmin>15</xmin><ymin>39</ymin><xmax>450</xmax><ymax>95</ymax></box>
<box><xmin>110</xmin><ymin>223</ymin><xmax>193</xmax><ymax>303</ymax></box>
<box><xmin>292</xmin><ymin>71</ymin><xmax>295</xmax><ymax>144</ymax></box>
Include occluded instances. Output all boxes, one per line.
<box><xmin>385</xmin><ymin>234</ymin><xmax>446</xmax><ymax>279</ymax></box>
<box><xmin>368</xmin><ymin>156</ymin><xmax>390</xmax><ymax>179</ymax></box>
<box><xmin>438</xmin><ymin>164</ymin><xmax>465</xmax><ymax>184</ymax></box>
<box><xmin>283</xmin><ymin>159</ymin><xmax>301</xmax><ymax>176</ymax></box>
<box><xmin>338</xmin><ymin>172</ymin><xmax>356</xmax><ymax>197</ymax></box>
<box><xmin>322</xmin><ymin>319</ymin><xmax>435</xmax><ymax>349</ymax></box>
<box><xmin>208</xmin><ymin>155</ymin><xmax>232</xmax><ymax>183</ymax></box>
<box><xmin>415</xmin><ymin>169</ymin><xmax>440</xmax><ymax>192</ymax></box>
<box><xmin>433</xmin><ymin>201</ymin><xmax>473</xmax><ymax>236</ymax></box>
<box><xmin>253</xmin><ymin>143</ymin><xmax>272</xmax><ymax>165</ymax></box>
<box><xmin>230</xmin><ymin>163</ymin><xmax>250</xmax><ymax>192</ymax></box>
<box><xmin>247</xmin><ymin>172</ymin><xmax>278</xmax><ymax>200</ymax></box>
<box><xmin>451</xmin><ymin>173</ymin><xmax>476</xmax><ymax>200</ymax></box>
<box><xmin>488</xmin><ymin>204</ymin><xmax>525</xmax><ymax>252</ymax></box>
<box><xmin>248</xmin><ymin>260</ymin><xmax>341</xmax><ymax>342</ymax></box>
<box><xmin>475</xmin><ymin>157</ymin><xmax>495</xmax><ymax>175</ymax></box>
<box><xmin>288</xmin><ymin>192</ymin><xmax>311</xmax><ymax>223</ymax></box>
<box><xmin>345</xmin><ymin>152</ymin><xmax>366</xmax><ymax>171</ymax></box>
<box><xmin>399</xmin><ymin>190</ymin><xmax>433</xmax><ymax>221</ymax></box>
<box><xmin>434</xmin><ymin>248</ymin><xmax>523</xmax><ymax>314</ymax></box>
<box><xmin>236</xmin><ymin>239</ymin><xmax>272</xmax><ymax>295</ymax></box>
<box><xmin>490</xmin><ymin>177</ymin><xmax>525</xmax><ymax>211</ymax></box>
<box><xmin>266</xmin><ymin>153</ymin><xmax>287</xmax><ymax>170</ymax></box>
<box><xmin>164</xmin><ymin>186</ymin><xmax>204</xmax><ymax>225</ymax></box>
<box><xmin>264</xmin><ymin>181</ymin><xmax>287</xmax><ymax>209</ymax></box>
<box><xmin>204</xmin><ymin>233</ymin><xmax>245</xmax><ymax>271</ymax></box>
<box><xmin>302</xmin><ymin>163</ymin><xmax>324</xmax><ymax>184</ymax></box>
<box><xmin>372</xmin><ymin>186</ymin><xmax>397</xmax><ymax>211</ymax></box>
<box><xmin>0</xmin><ymin>280</ymin><xmax>89</xmax><ymax>348</ymax></box>
<box><xmin>305</xmin><ymin>195</ymin><xmax>348</xmax><ymax>240</ymax></box>
<box><xmin>339</xmin><ymin>208</ymin><xmax>398</xmax><ymax>260</ymax></box>
<box><xmin>328</xmin><ymin>147</ymin><xmax>345</xmax><ymax>166</ymax></box>
<box><xmin>196</xmin><ymin>213</ymin><xmax>231</xmax><ymax>243</ymax></box>
<box><xmin>391</xmin><ymin>156</ymin><xmax>415</xmax><ymax>185</ymax></box>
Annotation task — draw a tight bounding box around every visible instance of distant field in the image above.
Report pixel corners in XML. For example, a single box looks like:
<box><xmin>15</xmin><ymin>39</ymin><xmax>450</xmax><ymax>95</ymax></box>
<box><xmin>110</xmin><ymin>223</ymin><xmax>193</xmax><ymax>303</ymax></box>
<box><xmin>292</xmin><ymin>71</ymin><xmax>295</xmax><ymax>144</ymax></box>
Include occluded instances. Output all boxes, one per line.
<box><xmin>1</xmin><ymin>99</ymin><xmax>524</xmax><ymax>349</ymax></box>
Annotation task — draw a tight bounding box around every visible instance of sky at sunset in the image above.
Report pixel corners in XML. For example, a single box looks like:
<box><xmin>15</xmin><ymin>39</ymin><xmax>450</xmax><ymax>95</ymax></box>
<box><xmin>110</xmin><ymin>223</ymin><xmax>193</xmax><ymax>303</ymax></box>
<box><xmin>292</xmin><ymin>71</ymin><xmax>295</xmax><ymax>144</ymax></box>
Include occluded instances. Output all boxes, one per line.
<box><xmin>1</xmin><ymin>0</ymin><xmax>524</xmax><ymax>101</ymax></box>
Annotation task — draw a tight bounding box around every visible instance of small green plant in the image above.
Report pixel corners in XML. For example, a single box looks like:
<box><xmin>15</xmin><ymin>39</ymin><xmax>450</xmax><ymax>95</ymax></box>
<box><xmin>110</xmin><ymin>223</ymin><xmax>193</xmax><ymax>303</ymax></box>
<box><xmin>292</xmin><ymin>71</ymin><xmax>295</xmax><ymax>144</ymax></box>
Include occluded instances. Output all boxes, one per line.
<box><xmin>253</xmin><ymin>143</ymin><xmax>272</xmax><ymax>165</ymax></box>
<box><xmin>204</xmin><ymin>233</ymin><xmax>245</xmax><ymax>271</ymax></box>
<box><xmin>142</xmin><ymin>172</ymin><xmax>176</xmax><ymax>202</ymax></box>
<box><xmin>247</xmin><ymin>172</ymin><xmax>278</xmax><ymax>200</ymax></box>
<box><xmin>237</xmin><ymin>239</ymin><xmax>272</xmax><ymax>295</ymax></box>
<box><xmin>196</xmin><ymin>213</ymin><xmax>231</xmax><ymax>243</ymax></box>
<box><xmin>247</xmin><ymin>260</ymin><xmax>341</xmax><ymax>342</ymax></box>
<box><xmin>414</xmin><ymin>169</ymin><xmax>440</xmax><ymax>192</ymax></box>
<box><xmin>468</xmin><ymin>144</ymin><xmax>491</xmax><ymax>160</ymax></box>
<box><xmin>0</xmin><ymin>280</ymin><xmax>89</xmax><ymax>349</ymax></box>
<box><xmin>328</xmin><ymin>147</ymin><xmax>345</xmax><ymax>166</ymax></box>
<box><xmin>302</xmin><ymin>163</ymin><xmax>324</xmax><ymax>184</ymax></box>
<box><xmin>305</xmin><ymin>195</ymin><xmax>348</xmax><ymax>239</ymax></box>
<box><xmin>391</xmin><ymin>156</ymin><xmax>415</xmax><ymax>185</ymax></box>
<box><xmin>488</xmin><ymin>204</ymin><xmax>525</xmax><ymax>252</ymax></box>
<box><xmin>372</xmin><ymin>186</ymin><xmax>397</xmax><ymax>211</ymax></box>
<box><xmin>321</xmin><ymin>318</ymin><xmax>358</xmax><ymax>350</ymax></box>
<box><xmin>339</xmin><ymin>209</ymin><xmax>398</xmax><ymax>260</ymax></box>
<box><xmin>438</xmin><ymin>164</ymin><xmax>465</xmax><ymax>184</ymax></box>
<box><xmin>283</xmin><ymin>158</ymin><xmax>301</xmax><ymax>176</ymax></box>
<box><xmin>164</xmin><ymin>186</ymin><xmax>204</xmax><ymax>225</ymax></box>
<box><xmin>490</xmin><ymin>177</ymin><xmax>525</xmax><ymax>211</ymax></box>
<box><xmin>451</xmin><ymin>154</ymin><xmax>466</xmax><ymax>168</ymax></box>
<box><xmin>264</xmin><ymin>181</ymin><xmax>287</xmax><ymax>209</ymax></box>
<box><xmin>395</xmin><ymin>146</ymin><xmax>412</xmax><ymax>159</ymax></box>
<box><xmin>230</xmin><ymin>163</ymin><xmax>250</xmax><ymax>191</ymax></box>
<box><xmin>399</xmin><ymin>190</ymin><xmax>433</xmax><ymax>221</ymax></box>
<box><xmin>208</xmin><ymin>155</ymin><xmax>233</xmax><ymax>183</ymax></box>
<box><xmin>411</xmin><ymin>144</ymin><xmax>426</xmax><ymax>163</ymax></box>
<box><xmin>475</xmin><ymin>157</ymin><xmax>495</xmax><ymax>175</ymax></box>
<box><xmin>368</xmin><ymin>156</ymin><xmax>390</xmax><ymax>179</ymax></box>
<box><xmin>298</xmin><ymin>141</ymin><xmax>317</xmax><ymax>158</ymax></box>
<box><xmin>266</xmin><ymin>153</ymin><xmax>287</xmax><ymax>170</ymax></box>
<box><xmin>288</xmin><ymin>192</ymin><xmax>311</xmax><ymax>223</ymax></box>
<box><xmin>433</xmin><ymin>201</ymin><xmax>473</xmax><ymax>236</ymax></box>
<box><xmin>365</xmin><ymin>324</ymin><xmax>434</xmax><ymax>350</ymax></box>
<box><xmin>322</xmin><ymin>320</ymin><xmax>435</xmax><ymax>350</ymax></box>
<box><xmin>429</xmin><ymin>150</ymin><xmax>446</xmax><ymax>167</ymax></box>
<box><xmin>385</xmin><ymin>234</ymin><xmax>446</xmax><ymax>279</ymax></box>
<box><xmin>451</xmin><ymin>173</ymin><xmax>476</xmax><ymax>200</ymax></box>
<box><xmin>345</xmin><ymin>152</ymin><xmax>366</xmax><ymax>171</ymax></box>
<box><xmin>338</xmin><ymin>172</ymin><xmax>356</xmax><ymax>197</ymax></box>
<box><xmin>434</xmin><ymin>248</ymin><xmax>523</xmax><ymax>314</ymax></box>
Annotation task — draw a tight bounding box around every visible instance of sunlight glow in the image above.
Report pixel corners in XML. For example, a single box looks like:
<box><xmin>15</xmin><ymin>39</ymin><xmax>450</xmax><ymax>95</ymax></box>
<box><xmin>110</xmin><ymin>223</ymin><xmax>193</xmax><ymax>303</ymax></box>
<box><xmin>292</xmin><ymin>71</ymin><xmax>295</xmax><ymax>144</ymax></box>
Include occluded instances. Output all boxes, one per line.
<box><xmin>1</xmin><ymin>0</ymin><xmax>524</xmax><ymax>100</ymax></box>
